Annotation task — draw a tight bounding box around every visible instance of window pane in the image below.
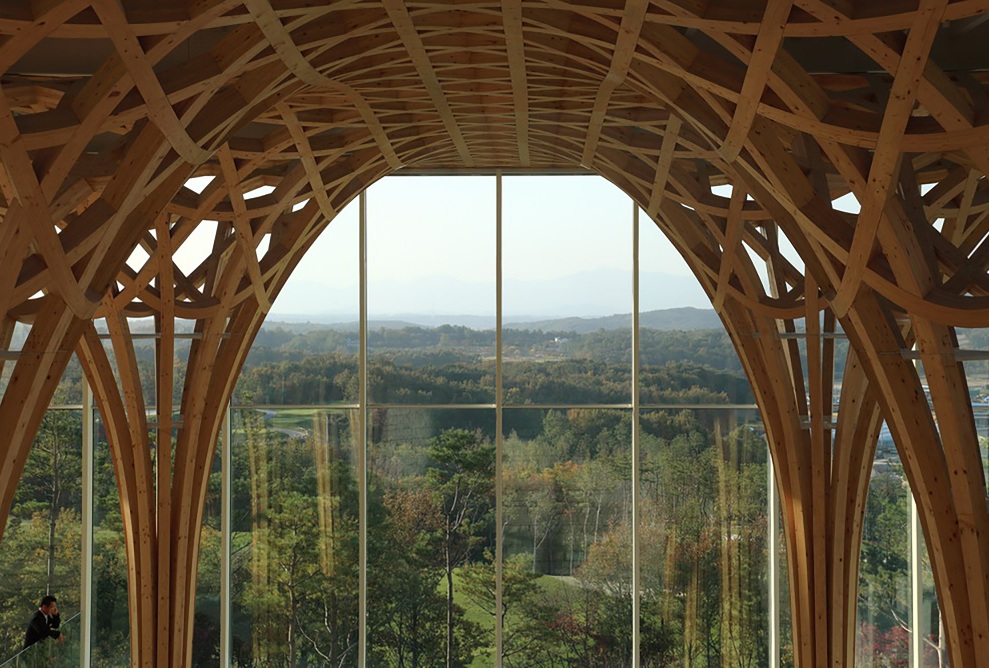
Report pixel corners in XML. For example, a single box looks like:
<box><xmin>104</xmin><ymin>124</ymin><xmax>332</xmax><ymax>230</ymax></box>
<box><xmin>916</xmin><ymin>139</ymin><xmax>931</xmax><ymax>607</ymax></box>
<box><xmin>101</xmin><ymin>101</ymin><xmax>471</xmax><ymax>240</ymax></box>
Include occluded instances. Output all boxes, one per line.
<box><xmin>502</xmin><ymin>407</ymin><xmax>633</xmax><ymax>665</ymax></box>
<box><xmin>856</xmin><ymin>430</ymin><xmax>910</xmax><ymax>666</ymax></box>
<box><xmin>637</xmin><ymin>208</ymin><xmax>710</xmax><ymax>314</ymax></box>
<box><xmin>639</xmin><ymin>408</ymin><xmax>769</xmax><ymax>666</ymax></box>
<box><xmin>503</xmin><ymin>175</ymin><xmax>631</xmax><ymax>405</ymax></box>
<box><xmin>193</xmin><ymin>433</ymin><xmax>222</xmax><ymax>666</ymax></box>
<box><xmin>920</xmin><ymin>379</ymin><xmax>955</xmax><ymax>667</ymax></box>
<box><xmin>638</xmin><ymin>211</ymin><xmax>740</xmax><ymax>406</ymax></box>
<box><xmin>958</xmin><ymin>328</ymin><xmax>989</xmax><ymax>399</ymax></box>
<box><xmin>366</xmin><ymin>408</ymin><xmax>495</xmax><ymax>666</ymax></box>
<box><xmin>367</xmin><ymin>176</ymin><xmax>496</xmax><ymax>405</ymax></box>
<box><xmin>92</xmin><ymin>414</ymin><xmax>131</xmax><ymax>664</ymax></box>
<box><xmin>920</xmin><ymin>531</ymin><xmax>949</xmax><ymax>666</ymax></box>
<box><xmin>0</xmin><ymin>408</ymin><xmax>83</xmax><ymax>662</ymax></box>
<box><xmin>230</xmin><ymin>407</ymin><xmax>360</xmax><ymax>667</ymax></box>
<box><xmin>778</xmin><ymin>476</ymin><xmax>794</xmax><ymax>667</ymax></box>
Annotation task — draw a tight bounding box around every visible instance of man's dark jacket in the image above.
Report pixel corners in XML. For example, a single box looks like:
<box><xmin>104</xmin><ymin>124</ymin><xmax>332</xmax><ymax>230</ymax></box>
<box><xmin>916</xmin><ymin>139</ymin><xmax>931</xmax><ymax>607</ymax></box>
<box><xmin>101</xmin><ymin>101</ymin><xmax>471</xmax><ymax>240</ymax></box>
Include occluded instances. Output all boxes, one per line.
<box><xmin>24</xmin><ymin>610</ymin><xmax>60</xmax><ymax>648</ymax></box>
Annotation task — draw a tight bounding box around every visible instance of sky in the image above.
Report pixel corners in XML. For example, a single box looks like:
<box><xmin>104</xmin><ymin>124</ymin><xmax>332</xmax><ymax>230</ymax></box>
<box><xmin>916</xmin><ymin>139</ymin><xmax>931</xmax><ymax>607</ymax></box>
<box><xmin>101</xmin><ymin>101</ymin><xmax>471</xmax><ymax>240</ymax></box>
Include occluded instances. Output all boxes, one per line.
<box><xmin>269</xmin><ymin>174</ymin><xmax>713</xmax><ymax>319</ymax></box>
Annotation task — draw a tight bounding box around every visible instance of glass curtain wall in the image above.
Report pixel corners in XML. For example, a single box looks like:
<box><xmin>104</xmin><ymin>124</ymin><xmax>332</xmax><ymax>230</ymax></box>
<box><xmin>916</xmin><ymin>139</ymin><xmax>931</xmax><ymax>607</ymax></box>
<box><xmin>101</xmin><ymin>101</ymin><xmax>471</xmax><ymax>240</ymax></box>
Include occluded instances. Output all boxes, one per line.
<box><xmin>5</xmin><ymin>175</ymin><xmax>983</xmax><ymax>667</ymax></box>
<box><xmin>0</xmin><ymin>350</ymin><xmax>84</xmax><ymax>666</ymax></box>
<box><xmin>228</xmin><ymin>175</ymin><xmax>774</xmax><ymax>666</ymax></box>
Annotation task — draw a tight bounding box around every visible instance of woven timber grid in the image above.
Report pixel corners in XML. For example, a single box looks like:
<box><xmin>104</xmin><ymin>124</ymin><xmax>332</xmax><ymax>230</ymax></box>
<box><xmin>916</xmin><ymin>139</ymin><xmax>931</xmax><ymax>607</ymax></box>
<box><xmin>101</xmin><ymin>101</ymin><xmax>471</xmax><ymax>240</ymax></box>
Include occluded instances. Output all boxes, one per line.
<box><xmin>1</xmin><ymin>2</ymin><xmax>989</xmax><ymax>665</ymax></box>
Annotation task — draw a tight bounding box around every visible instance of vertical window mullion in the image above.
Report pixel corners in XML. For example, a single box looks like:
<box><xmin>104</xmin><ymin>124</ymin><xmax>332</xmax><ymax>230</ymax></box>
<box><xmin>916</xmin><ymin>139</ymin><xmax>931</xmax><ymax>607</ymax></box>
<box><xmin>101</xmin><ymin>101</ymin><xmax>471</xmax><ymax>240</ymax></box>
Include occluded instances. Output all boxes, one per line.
<box><xmin>910</xmin><ymin>494</ymin><xmax>923</xmax><ymax>667</ymax></box>
<box><xmin>81</xmin><ymin>376</ymin><xmax>94</xmax><ymax>668</ymax></box>
<box><xmin>769</xmin><ymin>454</ymin><xmax>781</xmax><ymax>666</ymax></box>
<box><xmin>632</xmin><ymin>203</ymin><xmax>641</xmax><ymax>667</ymax></box>
<box><xmin>358</xmin><ymin>189</ymin><xmax>369</xmax><ymax>668</ymax></box>
<box><xmin>495</xmin><ymin>172</ymin><xmax>504</xmax><ymax>666</ymax></box>
<box><xmin>220</xmin><ymin>405</ymin><xmax>231</xmax><ymax>667</ymax></box>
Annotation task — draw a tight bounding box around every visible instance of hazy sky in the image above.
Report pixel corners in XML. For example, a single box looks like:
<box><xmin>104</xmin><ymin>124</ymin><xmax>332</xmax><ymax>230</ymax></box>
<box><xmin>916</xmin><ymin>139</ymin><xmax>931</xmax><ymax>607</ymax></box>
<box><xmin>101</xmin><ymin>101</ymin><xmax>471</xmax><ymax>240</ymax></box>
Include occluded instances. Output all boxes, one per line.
<box><xmin>272</xmin><ymin>174</ymin><xmax>712</xmax><ymax>317</ymax></box>
<box><xmin>287</xmin><ymin>175</ymin><xmax>695</xmax><ymax>278</ymax></box>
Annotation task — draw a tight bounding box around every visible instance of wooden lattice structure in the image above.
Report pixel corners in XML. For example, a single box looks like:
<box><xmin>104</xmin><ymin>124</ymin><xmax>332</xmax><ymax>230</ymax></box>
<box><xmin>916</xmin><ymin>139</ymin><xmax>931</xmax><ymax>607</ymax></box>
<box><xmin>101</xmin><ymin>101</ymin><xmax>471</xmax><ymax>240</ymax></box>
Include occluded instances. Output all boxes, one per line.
<box><xmin>2</xmin><ymin>1</ymin><xmax>989</xmax><ymax>665</ymax></box>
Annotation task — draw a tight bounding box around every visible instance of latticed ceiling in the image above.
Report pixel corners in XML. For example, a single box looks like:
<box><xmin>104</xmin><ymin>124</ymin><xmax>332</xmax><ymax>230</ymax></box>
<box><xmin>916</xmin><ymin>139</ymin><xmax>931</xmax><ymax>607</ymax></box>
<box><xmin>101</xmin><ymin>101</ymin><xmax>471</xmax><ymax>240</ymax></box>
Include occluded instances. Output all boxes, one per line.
<box><xmin>0</xmin><ymin>2</ymin><xmax>987</xmax><ymax>325</ymax></box>
<box><xmin>2</xmin><ymin>2</ymin><xmax>989</xmax><ymax>666</ymax></box>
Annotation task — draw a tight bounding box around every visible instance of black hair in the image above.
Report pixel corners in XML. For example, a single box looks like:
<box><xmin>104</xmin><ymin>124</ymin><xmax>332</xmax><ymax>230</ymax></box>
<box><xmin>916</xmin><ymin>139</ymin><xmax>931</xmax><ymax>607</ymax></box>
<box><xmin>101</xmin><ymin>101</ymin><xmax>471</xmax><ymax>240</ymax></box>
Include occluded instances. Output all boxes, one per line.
<box><xmin>39</xmin><ymin>595</ymin><xmax>56</xmax><ymax>608</ymax></box>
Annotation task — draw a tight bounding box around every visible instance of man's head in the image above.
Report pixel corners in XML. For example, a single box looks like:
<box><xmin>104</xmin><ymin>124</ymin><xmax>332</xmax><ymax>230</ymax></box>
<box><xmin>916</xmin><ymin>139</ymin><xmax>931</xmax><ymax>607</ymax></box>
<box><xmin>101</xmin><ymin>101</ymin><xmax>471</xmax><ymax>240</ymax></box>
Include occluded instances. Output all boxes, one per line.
<box><xmin>39</xmin><ymin>595</ymin><xmax>57</xmax><ymax>615</ymax></box>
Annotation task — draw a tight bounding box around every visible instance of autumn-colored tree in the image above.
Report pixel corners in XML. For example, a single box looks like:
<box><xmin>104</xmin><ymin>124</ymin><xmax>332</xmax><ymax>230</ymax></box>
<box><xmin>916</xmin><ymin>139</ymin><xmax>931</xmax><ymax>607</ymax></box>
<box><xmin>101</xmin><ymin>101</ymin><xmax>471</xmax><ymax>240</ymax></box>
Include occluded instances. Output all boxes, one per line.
<box><xmin>370</xmin><ymin>483</ymin><xmax>483</xmax><ymax>666</ymax></box>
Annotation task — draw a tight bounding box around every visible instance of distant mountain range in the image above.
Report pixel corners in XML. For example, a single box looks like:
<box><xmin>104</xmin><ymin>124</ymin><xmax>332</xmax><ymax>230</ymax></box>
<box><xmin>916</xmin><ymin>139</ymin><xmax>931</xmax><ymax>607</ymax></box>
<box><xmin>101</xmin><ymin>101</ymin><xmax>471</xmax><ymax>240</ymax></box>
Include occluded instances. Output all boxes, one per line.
<box><xmin>268</xmin><ymin>268</ymin><xmax>711</xmax><ymax>320</ymax></box>
<box><xmin>262</xmin><ymin>306</ymin><xmax>723</xmax><ymax>334</ymax></box>
<box><xmin>512</xmin><ymin>308</ymin><xmax>723</xmax><ymax>333</ymax></box>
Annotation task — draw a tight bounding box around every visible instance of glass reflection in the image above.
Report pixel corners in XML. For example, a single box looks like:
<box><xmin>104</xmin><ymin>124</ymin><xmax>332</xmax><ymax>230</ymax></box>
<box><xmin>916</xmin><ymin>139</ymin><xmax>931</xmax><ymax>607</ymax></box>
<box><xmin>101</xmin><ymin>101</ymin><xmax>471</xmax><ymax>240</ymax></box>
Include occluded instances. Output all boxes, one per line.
<box><xmin>230</xmin><ymin>408</ymin><xmax>360</xmax><ymax>667</ymax></box>
<box><xmin>778</xmin><ymin>489</ymin><xmax>794</xmax><ymax>668</ymax></box>
<box><xmin>920</xmin><ymin>537</ymin><xmax>948</xmax><ymax>666</ymax></box>
<box><xmin>639</xmin><ymin>408</ymin><xmax>769</xmax><ymax>666</ymax></box>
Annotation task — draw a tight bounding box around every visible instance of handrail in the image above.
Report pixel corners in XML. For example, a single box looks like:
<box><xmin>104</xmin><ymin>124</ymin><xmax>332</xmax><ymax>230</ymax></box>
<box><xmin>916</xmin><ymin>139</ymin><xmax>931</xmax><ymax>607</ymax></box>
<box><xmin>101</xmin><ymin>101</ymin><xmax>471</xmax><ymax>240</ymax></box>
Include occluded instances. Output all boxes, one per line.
<box><xmin>0</xmin><ymin>612</ymin><xmax>80</xmax><ymax>668</ymax></box>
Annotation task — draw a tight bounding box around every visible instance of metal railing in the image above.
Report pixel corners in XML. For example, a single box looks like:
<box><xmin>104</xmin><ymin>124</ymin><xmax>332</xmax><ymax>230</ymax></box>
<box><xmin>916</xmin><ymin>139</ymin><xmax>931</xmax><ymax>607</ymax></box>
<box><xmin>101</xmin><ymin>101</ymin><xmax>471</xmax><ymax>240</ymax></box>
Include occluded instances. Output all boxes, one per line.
<box><xmin>0</xmin><ymin>612</ymin><xmax>80</xmax><ymax>668</ymax></box>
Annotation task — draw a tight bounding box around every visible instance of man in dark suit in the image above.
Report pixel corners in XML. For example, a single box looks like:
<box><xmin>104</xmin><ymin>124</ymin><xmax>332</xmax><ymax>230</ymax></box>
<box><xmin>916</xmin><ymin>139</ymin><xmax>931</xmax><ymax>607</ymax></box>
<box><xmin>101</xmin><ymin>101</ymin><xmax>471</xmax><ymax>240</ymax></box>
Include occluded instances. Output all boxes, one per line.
<box><xmin>23</xmin><ymin>595</ymin><xmax>62</xmax><ymax>648</ymax></box>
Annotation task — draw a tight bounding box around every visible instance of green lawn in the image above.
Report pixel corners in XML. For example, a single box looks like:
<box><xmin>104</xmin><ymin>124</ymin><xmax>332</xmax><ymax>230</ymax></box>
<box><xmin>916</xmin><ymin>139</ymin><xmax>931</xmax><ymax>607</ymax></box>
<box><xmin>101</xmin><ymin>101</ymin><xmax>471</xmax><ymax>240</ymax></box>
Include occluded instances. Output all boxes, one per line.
<box><xmin>440</xmin><ymin>568</ymin><xmax>583</xmax><ymax>667</ymax></box>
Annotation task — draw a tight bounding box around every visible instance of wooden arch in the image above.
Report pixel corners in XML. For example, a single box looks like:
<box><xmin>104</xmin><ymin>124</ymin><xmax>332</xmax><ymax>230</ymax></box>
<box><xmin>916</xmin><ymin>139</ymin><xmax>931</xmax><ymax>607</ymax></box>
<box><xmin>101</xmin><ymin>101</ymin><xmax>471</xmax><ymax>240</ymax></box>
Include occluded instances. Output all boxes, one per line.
<box><xmin>1</xmin><ymin>2</ymin><xmax>989</xmax><ymax>665</ymax></box>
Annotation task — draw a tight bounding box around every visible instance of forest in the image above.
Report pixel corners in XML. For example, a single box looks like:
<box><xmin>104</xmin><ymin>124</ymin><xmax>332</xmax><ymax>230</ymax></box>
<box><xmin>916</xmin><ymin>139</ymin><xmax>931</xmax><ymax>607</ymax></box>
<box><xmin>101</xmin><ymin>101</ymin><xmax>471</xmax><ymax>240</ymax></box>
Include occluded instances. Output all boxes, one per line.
<box><xmin>0</xmin><ymin>323</ymin><xmax>922</xmax><ymax>666</ymax></box>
